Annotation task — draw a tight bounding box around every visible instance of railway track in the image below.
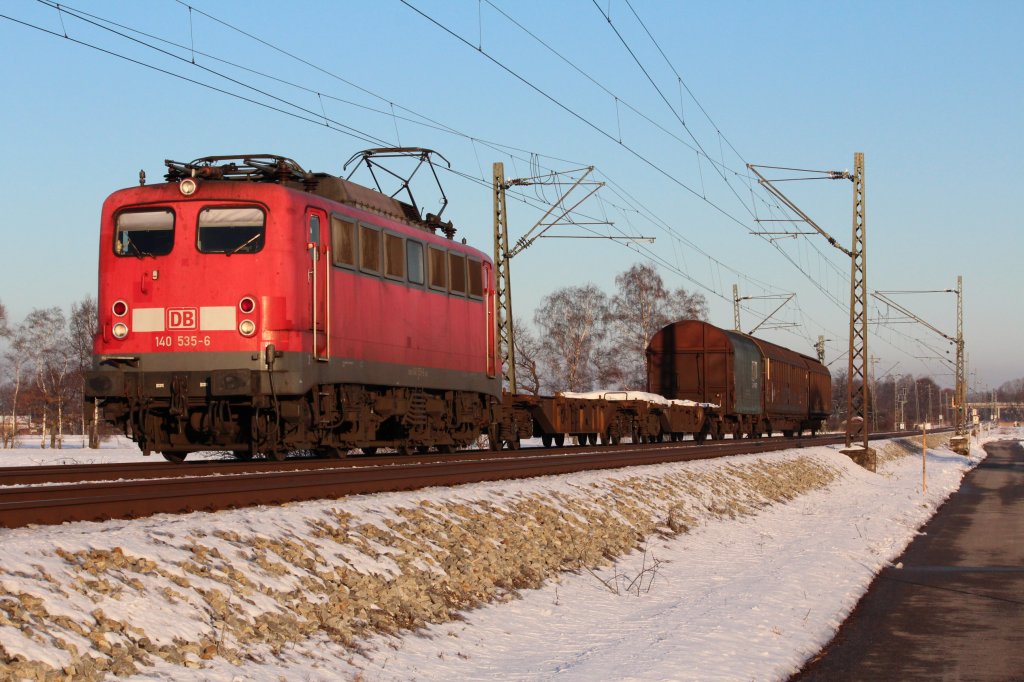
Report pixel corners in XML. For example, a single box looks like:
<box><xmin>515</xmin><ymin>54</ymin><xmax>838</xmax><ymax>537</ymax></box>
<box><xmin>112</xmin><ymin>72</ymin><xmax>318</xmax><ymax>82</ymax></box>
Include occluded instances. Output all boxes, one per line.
<box><xmin>0</xmin><ymin>430</ymin><xmax>937</xmax><ymax>529</ymax></box>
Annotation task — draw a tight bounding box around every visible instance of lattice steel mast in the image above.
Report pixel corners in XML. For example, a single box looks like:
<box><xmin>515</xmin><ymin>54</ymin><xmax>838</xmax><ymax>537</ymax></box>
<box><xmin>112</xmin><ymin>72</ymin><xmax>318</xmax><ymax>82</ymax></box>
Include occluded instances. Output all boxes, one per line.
<box><xmin>493</xmin><ymin>162</ymin><xmax>516</xmax><ymax>392</ymax></box>
<box><xmin>748</xmin><ymin>153</ymin><xmax>871</xmax><ymax>468</ymax></box>
<box><xmin>846</xmin><ymin>152</ymin><xmax>869</xmax><ymax>452</ymax></box>
<box><xmin>955</xmin><ymin>275</ymin><xmax>966</xmax><ymax>435</ymax></box>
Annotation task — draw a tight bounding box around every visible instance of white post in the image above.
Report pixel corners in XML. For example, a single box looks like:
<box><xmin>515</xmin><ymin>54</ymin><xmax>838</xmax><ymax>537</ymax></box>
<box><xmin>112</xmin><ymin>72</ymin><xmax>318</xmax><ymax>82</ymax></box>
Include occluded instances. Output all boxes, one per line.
<box><xmin>921</xmin><ymin>423</ymin><xmax>927</xmax><ymax>494</ymax></box>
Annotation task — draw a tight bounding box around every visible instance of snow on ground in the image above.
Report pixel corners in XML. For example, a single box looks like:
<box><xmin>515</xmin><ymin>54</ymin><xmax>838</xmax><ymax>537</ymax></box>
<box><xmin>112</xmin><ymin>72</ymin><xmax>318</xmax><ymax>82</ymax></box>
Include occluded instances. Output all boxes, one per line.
<box><xmin>0</xmin><ymin>436</ymin><xmax>229</xmax><ymax>466</ymax></box>
<box><xmin>0</xmin><ymin>427</ymin><xmax>1011</xmax><ymax>681</ymax></box>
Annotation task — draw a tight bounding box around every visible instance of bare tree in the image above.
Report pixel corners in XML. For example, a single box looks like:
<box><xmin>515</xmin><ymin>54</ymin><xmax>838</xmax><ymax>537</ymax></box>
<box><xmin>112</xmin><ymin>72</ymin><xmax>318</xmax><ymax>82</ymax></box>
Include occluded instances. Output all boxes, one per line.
<box><xmin>607</xmin><ymin>264</ymin><xmax>672</xmax><ymax>389</ymax></box>
<box><xmin>3</xmin><ymin>324</ymin><xmax>30</xmax><ymax>448</ymax></box>
<box><xmin>606</xmin><ymin>263</ymin><xmax>710</xmax><ymax>389</ymax></box>
<box><xmin>0</xmin><ymin>300</ymin><xmax>9</xmax><ymax>446</ymax></box>
<box><xmin>69</xmin><ymin>296</ymin><xmax>98</xmax><ymax>445</ymax></box>
<box><xmin>664</xmin><ymin>285</ymin><xmax>709</xmax><ymax>322</ymax></box>
<box><xmin>535</xmin><ymin>284</ymin><xmax>609</xmax><ymax>392</ymax></box>
<box><xmin>997</xmin><ymin>377</ymin><xmax>1024</xmax><ymax>402</ymax></box>
<box><xmin>512</xmin><ymin>317</ymin><xmax>544</xmax><ymax>396</ymax></box>
<box><xmin>23</xmin><ymin>308</ymin><xmax>70</xmax><ymax>448</ymax></box>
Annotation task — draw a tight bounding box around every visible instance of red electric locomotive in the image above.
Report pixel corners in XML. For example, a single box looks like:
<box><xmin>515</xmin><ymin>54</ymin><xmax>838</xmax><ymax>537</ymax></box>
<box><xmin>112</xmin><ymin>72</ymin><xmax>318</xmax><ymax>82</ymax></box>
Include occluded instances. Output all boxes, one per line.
<box><xmin>85</xmin><ymin>152</ymin><xmax>501</xmax><ymax>460</ymax></box>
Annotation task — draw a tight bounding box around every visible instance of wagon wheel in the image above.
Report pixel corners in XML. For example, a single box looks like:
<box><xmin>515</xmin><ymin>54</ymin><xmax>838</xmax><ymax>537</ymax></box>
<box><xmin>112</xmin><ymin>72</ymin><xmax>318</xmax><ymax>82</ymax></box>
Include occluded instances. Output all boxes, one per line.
<box><xmin>161</xmin><ymin>452</ymin><xmax>187</xmax><ymax>463</ymax></box>
<box><xmin>416</xmin><ymin>445</ymin><xmax>431</xmax><ymax>454</ymax></box>
<box><xmin>782</xmin><ymin>430</ymin><xmax>794</xmax><ymax>438</ymax></box>
<box><xmin>554</xmin><ymin>434</ymin><xmax>565</xmax><ymax>447</ymax></box>
<box><xmin>436</xmin><ymin>444</ymin><xmax>453</xmax><ymax>454</ymax></box>
<box><xmin>361</xmin><ymin>446</ymin><xmax>378</xmax><ymax>456</ymax></box>
<box><xmin>395</xmin><ymin>446</ymin><xmax>411</xmax><ymax>456</ymax></box>
<box><xmin>506</xmin><ymin>438</ymin><xmax>521</xmax><ymax>450</ymax></box>
<box><xmin>232</xmin><ymin>450</ymin><xmax>254</xmax><ymax>461</ymax></box>
<box><xmin>542</xmin><ymin>434</ymin><xmax>553</xmax><ymax>448</ymax></box>
<box><xmin>588</xmin><ymin>433</ymin><xmax>598</xmax><ymax>445</ymax></box>
<box><xmin>267</xmin><ymin>449</ymin><xmax>287</xmax><ymax>462</ymax></box>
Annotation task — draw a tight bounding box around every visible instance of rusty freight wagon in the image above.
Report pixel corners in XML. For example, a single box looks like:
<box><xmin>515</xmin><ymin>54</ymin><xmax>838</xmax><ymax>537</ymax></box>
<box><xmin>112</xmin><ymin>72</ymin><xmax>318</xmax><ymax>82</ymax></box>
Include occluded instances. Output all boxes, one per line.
<box><xmin>646</xmin><ymin>320</ymin><xmax>831</xmax><ymax>439</ymax></box>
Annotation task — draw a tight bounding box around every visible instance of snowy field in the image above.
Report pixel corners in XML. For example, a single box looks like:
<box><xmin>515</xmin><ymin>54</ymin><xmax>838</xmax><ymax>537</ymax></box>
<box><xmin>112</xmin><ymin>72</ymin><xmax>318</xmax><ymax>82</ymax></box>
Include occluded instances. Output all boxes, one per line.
<box><xmin>0</xmin><ymin>428</ymin><xmax>1013</xmax><ymax>681</ymax></box>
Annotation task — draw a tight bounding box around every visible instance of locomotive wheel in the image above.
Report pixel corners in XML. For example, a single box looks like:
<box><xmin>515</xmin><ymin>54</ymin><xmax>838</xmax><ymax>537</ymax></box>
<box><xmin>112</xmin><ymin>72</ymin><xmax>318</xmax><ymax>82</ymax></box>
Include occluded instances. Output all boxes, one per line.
<box><xmin>542</xmin><ymin>434</ymin><xmax>553</xmax><ymax>448</ymax></box>
<box><xmin>162</xmin><ymin>452</ymin><xmax>187</xmax><ymax>463</ymax></box>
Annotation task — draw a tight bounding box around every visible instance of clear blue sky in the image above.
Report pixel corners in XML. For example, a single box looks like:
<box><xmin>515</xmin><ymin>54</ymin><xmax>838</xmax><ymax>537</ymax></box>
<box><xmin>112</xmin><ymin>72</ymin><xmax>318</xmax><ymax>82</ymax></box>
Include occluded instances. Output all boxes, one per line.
<box><xmin>1</xmin><ymin>0</ymin><xmax>1020</xmax><ymax>391</ymax></box>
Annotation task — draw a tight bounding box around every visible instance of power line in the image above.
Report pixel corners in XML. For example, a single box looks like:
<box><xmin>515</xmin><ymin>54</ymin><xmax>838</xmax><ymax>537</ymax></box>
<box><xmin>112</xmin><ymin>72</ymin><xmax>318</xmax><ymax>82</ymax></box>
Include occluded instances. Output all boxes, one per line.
<box><xmin>398</xmin><ymin>0</ymin><xmax>757</xmax><ymax>234</ymax></box>
<box><xmin>4</xmin><ymin>2</ymin><xmax>894</xmax><ymax>368</ymax></box>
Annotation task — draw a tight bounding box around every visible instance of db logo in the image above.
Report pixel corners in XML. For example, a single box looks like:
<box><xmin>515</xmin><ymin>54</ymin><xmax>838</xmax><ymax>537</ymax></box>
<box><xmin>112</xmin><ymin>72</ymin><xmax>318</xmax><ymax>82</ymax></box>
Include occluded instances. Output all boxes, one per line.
<box><xmin>167</xmin><ymin>308</ymin><xmax>198</xmax><ymax>330</ymax></box>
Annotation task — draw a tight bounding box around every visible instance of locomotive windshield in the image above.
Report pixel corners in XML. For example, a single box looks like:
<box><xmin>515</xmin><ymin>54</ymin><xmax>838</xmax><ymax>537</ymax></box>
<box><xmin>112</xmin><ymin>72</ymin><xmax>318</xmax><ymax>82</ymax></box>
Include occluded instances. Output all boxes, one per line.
<box><xmin>115</xmin><ymin>209</ymin><xmax>174</xmax><ymax>257</ymax></box>
<box><xmin>197</xmin><ymin>206</ymin><xmax>266</xmax><ymax>254</ymax></box>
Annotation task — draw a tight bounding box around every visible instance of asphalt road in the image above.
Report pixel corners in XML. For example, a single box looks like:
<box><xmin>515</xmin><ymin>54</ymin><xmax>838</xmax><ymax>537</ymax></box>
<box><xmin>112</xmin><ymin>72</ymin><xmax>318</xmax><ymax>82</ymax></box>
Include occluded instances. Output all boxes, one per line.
<box><xmin>792</xmin><ymin>438</ymin><xmax>1024</xmax><ymax>681</ymax></box>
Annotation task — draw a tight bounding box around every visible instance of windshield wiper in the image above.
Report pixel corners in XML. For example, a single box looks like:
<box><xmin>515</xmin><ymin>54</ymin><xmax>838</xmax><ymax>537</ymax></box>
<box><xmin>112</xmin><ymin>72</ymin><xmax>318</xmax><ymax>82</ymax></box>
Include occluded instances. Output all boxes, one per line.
<box><xmin>126</xmin><ymin>241</ymin><xmax>153</xmax><ymax>259</ymax></box>
<box><xmin>227</xmin><ymin>233</ymin><xmax>262</xmax><ymax>256</ymax></box>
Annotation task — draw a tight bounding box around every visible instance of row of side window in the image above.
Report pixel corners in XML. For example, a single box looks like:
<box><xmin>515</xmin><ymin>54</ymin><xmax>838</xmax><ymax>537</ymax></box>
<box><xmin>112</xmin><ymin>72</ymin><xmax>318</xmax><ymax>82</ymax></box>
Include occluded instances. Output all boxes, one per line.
<box><xmin>329</xmin><ymin>215</ymin><xmax>483</xmax><ymax>299</ymax></box>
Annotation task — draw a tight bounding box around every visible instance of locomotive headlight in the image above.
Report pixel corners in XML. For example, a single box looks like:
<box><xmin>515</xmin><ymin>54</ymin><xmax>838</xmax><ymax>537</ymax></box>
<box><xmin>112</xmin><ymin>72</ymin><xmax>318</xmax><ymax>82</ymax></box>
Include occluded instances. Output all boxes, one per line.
<box><xmin>179</xmin><ymin>178</ymin><xmax>198</xmax><ymax>196</ymax></box>
<box><xmin>112</xmin><ymin>322</ymin><xmax>129</xmax><ymax>339</ymax></box>
<box><xmin>238</xmin><ymin>319</ymin><xmax>256</xmax><ymax>337</ymax></box>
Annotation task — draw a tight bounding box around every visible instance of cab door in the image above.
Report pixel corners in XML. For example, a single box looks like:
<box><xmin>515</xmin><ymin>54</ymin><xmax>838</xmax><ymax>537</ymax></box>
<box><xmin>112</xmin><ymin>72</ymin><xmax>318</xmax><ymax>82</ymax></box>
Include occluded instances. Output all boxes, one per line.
<box><xmin>307</xmin><ymin>209</ymin><xmax>329</xmax><ymax>361</ymax></box>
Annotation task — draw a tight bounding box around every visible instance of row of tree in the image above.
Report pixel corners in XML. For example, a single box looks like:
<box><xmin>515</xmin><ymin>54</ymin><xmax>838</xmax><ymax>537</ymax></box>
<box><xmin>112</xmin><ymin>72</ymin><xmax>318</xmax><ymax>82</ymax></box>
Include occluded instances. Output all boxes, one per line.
<box><xmin>2</xmin><ymin>263</ymin><xmax>1016</xmax><ymax>443</ymax></box>
<box><xmin>514</xmin><ymin>263</ymin><xmax>708</xmax><ymax>394</ymax></box>
<box><xmin>0</xmin><ymin>296</ymin><xmax>97</xmax><ymax>448</ymax></box>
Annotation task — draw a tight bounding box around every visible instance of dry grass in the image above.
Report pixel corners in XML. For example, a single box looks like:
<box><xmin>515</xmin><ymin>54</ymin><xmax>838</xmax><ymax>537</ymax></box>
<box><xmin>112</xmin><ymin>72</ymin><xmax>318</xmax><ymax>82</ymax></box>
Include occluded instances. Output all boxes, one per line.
<box><xmin>0</xmin><ymin>454</ymin><xmax>842</xmax><ymax>680</ymax></box>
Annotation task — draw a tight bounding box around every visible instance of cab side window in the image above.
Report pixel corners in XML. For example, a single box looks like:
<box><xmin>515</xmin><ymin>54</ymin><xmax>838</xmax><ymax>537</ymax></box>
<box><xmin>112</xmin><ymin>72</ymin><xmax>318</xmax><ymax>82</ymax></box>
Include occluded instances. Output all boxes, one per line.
<box><xmin>115</xmin><ymin>209</ymin><xmax>175</xmax><ymax>257</ymax></box>
<box><xmin>407</xmin><ymin>240</ymin><xmax>425</xmax><ymax>285</ymax></box>
<box><xmin>197</xmin><ymin>207</ymin><xmax>265</xmax><ymax>254</ymax></box>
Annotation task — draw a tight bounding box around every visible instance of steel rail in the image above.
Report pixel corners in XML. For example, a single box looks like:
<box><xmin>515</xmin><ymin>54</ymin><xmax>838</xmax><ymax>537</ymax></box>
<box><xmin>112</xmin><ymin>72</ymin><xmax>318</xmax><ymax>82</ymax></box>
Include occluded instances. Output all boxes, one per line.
<box><xmin>0</xmin><ymin>430</ymin><xmax>944</xmax><ymax>528</ymax></box>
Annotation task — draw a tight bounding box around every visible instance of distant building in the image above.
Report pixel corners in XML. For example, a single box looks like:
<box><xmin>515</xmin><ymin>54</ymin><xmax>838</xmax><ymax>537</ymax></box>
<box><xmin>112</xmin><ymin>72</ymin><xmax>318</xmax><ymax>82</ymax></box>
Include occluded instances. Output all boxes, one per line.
<box><xmin>0</xmin><ymin>415</ymin><xmax>34</xmax><ymax>434</ymax></box>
